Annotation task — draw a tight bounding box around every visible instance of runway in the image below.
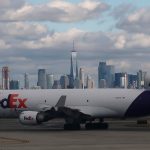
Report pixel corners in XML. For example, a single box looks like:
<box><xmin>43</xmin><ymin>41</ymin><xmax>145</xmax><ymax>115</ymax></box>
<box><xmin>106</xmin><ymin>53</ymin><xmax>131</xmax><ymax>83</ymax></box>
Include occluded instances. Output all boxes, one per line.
<box><xmin>0</xmin><ymin>119</ymin><xmax>150</xmax><ymax>150</ymax></box>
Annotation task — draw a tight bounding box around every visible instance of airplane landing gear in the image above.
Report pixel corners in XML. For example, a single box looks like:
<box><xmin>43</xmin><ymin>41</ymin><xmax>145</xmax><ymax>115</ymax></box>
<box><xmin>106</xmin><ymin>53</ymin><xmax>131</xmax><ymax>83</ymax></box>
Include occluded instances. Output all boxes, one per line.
<box><xmin>85</xmin><ymin>122</ymin><xmax>108</xmax><ymax>130</ymax></box>
<box><xmin>64</xmin><ymin>123</ymin><xmax>81</xmax><ymax>130</ymax></box>
<box><xmin>85</xmin><ymin>118</ymin><xmax>109</xmax><ymax>130</ymax></box>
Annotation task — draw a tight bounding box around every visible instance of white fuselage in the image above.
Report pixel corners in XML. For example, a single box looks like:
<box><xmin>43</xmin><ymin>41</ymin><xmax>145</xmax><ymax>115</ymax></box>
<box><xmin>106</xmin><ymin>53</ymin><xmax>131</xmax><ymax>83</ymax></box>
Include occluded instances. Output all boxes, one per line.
<box><xmin>0</xmin><ymin>89</ymin><xmax>144</xmax><ymax>118</ymax></box>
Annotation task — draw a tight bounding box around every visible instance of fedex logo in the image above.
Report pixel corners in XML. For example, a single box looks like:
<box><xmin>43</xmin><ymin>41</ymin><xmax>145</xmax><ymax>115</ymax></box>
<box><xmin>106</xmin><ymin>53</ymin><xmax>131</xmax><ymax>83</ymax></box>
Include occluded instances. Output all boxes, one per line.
<box><xmin>0</xmin><ymin>94</ymin><xmax>27</xmax><ymax>109</ymax></box>
<box><xmin>24</xmin><ymin>116</ymin><xmax>33</xmax><ymax>121</ymax></box>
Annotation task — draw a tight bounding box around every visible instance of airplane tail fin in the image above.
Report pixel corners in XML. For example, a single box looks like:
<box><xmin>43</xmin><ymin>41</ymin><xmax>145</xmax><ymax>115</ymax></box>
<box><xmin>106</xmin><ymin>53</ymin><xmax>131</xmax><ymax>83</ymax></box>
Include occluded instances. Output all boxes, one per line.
<box><xmin>55</xmin><ymin>95</ymin><xmax>66</xmax><ymax>108</ymax></box>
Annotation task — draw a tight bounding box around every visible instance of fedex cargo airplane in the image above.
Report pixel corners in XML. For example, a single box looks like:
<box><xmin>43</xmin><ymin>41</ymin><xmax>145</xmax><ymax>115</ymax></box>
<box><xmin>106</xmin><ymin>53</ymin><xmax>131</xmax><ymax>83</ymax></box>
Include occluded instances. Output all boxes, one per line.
<box><xmin>0</xmin><ymin>89</ymin><xmax>150</xmax><ymax>130</ymax></box>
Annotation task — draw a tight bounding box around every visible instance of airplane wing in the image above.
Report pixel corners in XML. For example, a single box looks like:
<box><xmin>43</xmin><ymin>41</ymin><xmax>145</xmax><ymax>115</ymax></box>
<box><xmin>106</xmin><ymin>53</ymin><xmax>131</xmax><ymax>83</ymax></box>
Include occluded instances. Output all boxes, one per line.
<box><xmin>55</xmin><ymin>95</ymin><xmax>91</xmax><ymax>122</ymax></box>
<box><xmin>58</xmin><ymin>106</ymin><xmax>91</xmax><ymax>122</ymax></box>
<box><xmin>38</xmin><ymin>95</ymin><xmax>91</xmax><ymax>123</ymax></box>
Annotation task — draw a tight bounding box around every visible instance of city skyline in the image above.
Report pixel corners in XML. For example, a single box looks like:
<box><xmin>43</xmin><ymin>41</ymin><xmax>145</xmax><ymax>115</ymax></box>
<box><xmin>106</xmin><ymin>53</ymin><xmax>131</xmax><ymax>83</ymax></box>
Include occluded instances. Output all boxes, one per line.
<box><xmin>0</xmin><ymin>57</ymin><xmax>148</xmax><ymax>89</ymax></box>
<box><xmin>0</xmin><ymin>0</ymin><xmax>150</xmax><ymax>87</ymax></box>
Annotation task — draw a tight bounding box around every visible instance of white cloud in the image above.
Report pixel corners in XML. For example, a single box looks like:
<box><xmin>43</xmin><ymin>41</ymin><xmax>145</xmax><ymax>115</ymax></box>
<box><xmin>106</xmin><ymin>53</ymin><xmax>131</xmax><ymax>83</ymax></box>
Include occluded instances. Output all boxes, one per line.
<box><xmin>107</xmin><ymin>59</ymin><xmax>131</xmax><ymax>72</ymax></box>
<box><xmin>0</xmin><ymin>0</ymin><xmax>109</xmax><ymax>22</ymax></box>
<box><xmin>116</xmin><ymin>7</ymin><xmax>150</xmax><ymax>34</ymax></box>
<box><xmin>79</xmin><ymin>0</ymin><xmax>106</xmax><ymax>11</ymax></box>
<box><xmin>114</xmin><ymin>35</ymin><xmax>126</xmax><ymax>49</ymax></box>
<box><xmin>127</xmin><ymin>33</ymin><xmax>150</xmax><ymax>48</ymax></box>
<box><xmin>0</xmin><ymin>22</ymin><xmax>47</xmax><ymax>36</ymax></box>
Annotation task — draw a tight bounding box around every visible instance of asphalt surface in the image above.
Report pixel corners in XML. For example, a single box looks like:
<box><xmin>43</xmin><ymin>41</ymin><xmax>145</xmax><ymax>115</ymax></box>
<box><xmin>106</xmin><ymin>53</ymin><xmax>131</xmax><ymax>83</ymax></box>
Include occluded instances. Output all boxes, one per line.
<box><xmin>0</xmin><ymin>119</ymin><xmax>150</xmax><ymax>150</ymax></box>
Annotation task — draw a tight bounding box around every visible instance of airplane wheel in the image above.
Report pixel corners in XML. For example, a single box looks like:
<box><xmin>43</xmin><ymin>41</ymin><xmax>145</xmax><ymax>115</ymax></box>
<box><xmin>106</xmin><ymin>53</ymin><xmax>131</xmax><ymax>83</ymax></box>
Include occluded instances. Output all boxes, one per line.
<box><xmin>85</xmin><ymin>123</ymin><xmax>109</xmax><ymax>130</ymax></box>
<box><xmin>64</xmin><ymin>123</ymin><xmax>81</xmax><ymax>130</ymax></box>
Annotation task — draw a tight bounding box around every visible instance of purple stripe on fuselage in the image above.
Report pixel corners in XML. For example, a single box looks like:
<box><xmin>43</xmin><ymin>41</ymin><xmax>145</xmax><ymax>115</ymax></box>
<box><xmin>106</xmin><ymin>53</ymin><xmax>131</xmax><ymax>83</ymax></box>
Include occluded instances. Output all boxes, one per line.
<box><xmin>125</xmin><ymin>90</ymin><xmax>150</xmax><ymax>117</ymax></box>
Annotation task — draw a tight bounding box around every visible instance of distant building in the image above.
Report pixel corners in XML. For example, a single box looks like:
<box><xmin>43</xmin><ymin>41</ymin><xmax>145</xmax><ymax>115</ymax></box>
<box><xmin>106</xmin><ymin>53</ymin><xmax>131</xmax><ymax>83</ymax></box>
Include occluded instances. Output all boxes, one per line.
<box><xmin>105</xmin><ymin>65</ymin><xmax>115</xmax><ymax>88</ymax></box>
<box><xmin>79</xmin><ymin>68</ymin><xmax>84</xmax><ymax>89</ymax></box>
<box><xmin>128</xmin><ymin>74</ymin><xmax>137</xmax><ymax>89</ymax></box>
<box><xmin>137</xmin><ymin>70</ymin><xmax>147</xmax><ymax>89</ymax></box>
<box><xmin>52</xmin><ymin>80</ymin><xmax>61</xmax><ymax>89</ymax></box>
<box><xmin>98</xmin><ymin>62</ymin><xmax>115</xmax><ymax>88</ymax></box>
<box><xmin>115</xmin><ymin>72</ymin><xmax>128</xmax><ymax>88</ymax></box>
<box><xmin>47</xmin><ymin>74</ymin><xmax>54</xmax><ymax>89</ymax></box>
<box><xmin>2</xmin><ymin>66</ymin><xmax>10</xmax><ymax>90</ymax></box>
<box><xmin>10</xmin><ymin>80</ymin><xmax>20</xmax><ymax>90</ymax></box>
<box><xmin>37</xmin><ymin>69</ymin><xmax>47</xmax><ymax>89</ymax></box>
<box><xmin>115</xmin><ymin>73</ymin><xmax>123</xmax><ymax>88</ymax></box>
<box><xmin>69</xmin><ymin>44</ymin><xmax>78</xmax><ymax>88</ymax></box>
<box><xmin>24</xmin><ymin>73</ymin><xmax>29</xmax><ymax>89</ymax></box>
<box><xmin>99</xmin><ymin>79</ymin><xmax>107</xmax><ymax>88</ymax></box>
<box><xmin>98</xmin><ymin>62</ymin><xmax>106</xmax><ymax>88</ymax></box>
<box><xmin>60</xmin><ymin>75</ymin><xmax>69</xmax><ymax>89</ymax></box>
<box><xmin>86</xmin><ymin>75</ymin><xmax>94</xmax><ymax>89</ymax></box>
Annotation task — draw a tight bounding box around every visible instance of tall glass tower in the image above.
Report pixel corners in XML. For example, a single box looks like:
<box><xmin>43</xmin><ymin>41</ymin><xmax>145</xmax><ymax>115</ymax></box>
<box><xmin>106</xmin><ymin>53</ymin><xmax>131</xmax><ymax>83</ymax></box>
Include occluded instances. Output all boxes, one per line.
<box><xmin>98</xmin><ymin>62</ymin><xmax>115</xmax><ymax>88</ymax></box>
<box><xmin>2</xmin><ymin>66</ymin><xmax>10</xmax><ymax>90</ymax></box>
<box><xmin>46</xmin><ymin>74</ymin><xmax>54</xmax><ymax>89</ymax></box>
<box><xmin>24</xmin><ymin>73</ymin><xmax>29</xmax><ymax>89</ymax></box>
<box><xmin>69</xmin><ymin>44</ymin><xmax>78</xmax><ymax>88</ymax></box>
<box><xmin>37</xmin><ymin>69</ymin><xmax>47</xmax><ymax>89</ymax></box>
<box><xmin>98</xmin><ymin>62</ymin><xmax>107</xmax><ymax>88</ymax></box>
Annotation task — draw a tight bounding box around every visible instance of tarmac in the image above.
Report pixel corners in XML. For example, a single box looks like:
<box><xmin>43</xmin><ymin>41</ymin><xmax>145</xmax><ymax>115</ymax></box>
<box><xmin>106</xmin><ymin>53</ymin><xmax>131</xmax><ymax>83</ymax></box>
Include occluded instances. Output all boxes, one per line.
<box><xmin>0</xmin><ymin>119</ymin><xmax>150</xmax><ymax>150</ymax></box>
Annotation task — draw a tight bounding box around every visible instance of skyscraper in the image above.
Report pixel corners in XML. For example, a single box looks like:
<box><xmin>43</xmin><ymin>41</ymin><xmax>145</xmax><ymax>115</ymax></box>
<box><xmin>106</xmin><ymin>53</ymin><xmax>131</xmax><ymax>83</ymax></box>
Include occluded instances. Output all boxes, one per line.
<box><xmin>86</xmin><ymin>75</ymin><xmax>94</xmax><ymax>89</ymax></box>
<box><xmin>60</xmin><ymin>75</ymin><xmax>69</xmax><ymax>89</ymax></box>
<box><xmin>105</xmin><ymin>65</ymin><xmax>115</xmax><ymax>88</ymax></box>
<box><xmin>46</xmin><ymin>74</ymin><xmax>54</xmax><ymax>89</ymax></box>
<box><xmin>99</xmin><ymin>79</ymin><xmax>107</xmax><ymax>88</ymax></box>
<box><xmin>37</xmin><ymin>69</ymin><xmax>47</xmax><ymax>89</ymax></box>
<box><xmin>137</xmin><ymin>70</ymin><xmax>147</xmax><ymax>89</ymax></box>
<box><xmin>2</xmin><ymin>66</ymin><xmax>10</xmax><ymax>90</ymax></box>
<box><xmin>114</xmin><ymin>73</ymin><xmax>123</xmax><ymax>88</ymax></box>
<box><xmin>24</xmin><ymin>73</ymin><xmax>29</xmax><ymax>89</ymax></box>
<box><xmin>52</xmin><ymin>80</ymin><xmax>61</xmax><ymax>89</ymax></box>
<box><xmin>115</xmin><ymin>72</ymin><xmax>128</xmax><ymax>88</ymax></box>
<box><xmin>79</xmin><ymin>68</ymin><xmax>84</xmax><ymax>89</ymax></box>
<box><xmin>98</xmin><ymin>62</ymin><xmax>106</xmax><ymax>88</ymax></box>
<box><xmin>10</xmin><ymin>80</ymin><xmax>20</xmax><ymax>90</ymax></box>
<box><xmin>69</xmin><ymin>44</ymin><xmax>78</xmax><ymax>88</ymax></box>
<box><xmin>98</xmin><ymin>62</ymin><xmax>115</xmax><ymax>88</ymax></box>
<box><xmin>128</xmin><ymin>74</ymin><xmax>137</xmax><ymax>89</ymax></box>
<box><xmin>120</xmin><ymin>73</ymin><xmax>128</xmax><ymax>88</ymax></box>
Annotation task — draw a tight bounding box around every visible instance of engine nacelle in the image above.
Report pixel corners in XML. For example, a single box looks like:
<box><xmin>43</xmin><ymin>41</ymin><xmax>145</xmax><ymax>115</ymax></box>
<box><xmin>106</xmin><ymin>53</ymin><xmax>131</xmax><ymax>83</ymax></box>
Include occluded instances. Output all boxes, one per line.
<box><xmin>19</xmin><ymin>111</ymin><xmax>41</xmax><ymax>125</ymax></box>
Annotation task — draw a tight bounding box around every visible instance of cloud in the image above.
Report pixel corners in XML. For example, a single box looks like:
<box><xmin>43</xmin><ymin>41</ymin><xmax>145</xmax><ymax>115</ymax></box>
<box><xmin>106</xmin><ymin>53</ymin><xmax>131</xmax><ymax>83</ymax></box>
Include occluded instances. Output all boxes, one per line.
<box><xmin>0</xmin><ymin>0</ymin><xmax>110</xmax><ymax>22</ymax></box>
<box><xmin>126</xmin><ymin>33</ymin><xmax>150</xmax><ymax>48</ymax></box>
<box><xmin>0</xmin><ymin>0</ymin><xmax>25</xmax><ymax>9</ymax></box>
<box><xmin>0</xmin><ymin>23</ymin><xmax>150</xmax><ymax>63</ymax></box>
<box><xmin>114</xmin><ymin>35</ymin><xmax>126</xmax><ymax>49</ymax></box>
<box><xmin>116</xmin><ymin>7</ymin><xmax>150</xmax><ymax>34</ymax></box>
<box><xmin>112</xmin><ymin>3</ymin><xmax>136</xmax><ymax>19</ymax></box>
<box><xmin>0</xmin><ymin>22</ymin><xmax>48</xmax><ymax>40</ymax></box>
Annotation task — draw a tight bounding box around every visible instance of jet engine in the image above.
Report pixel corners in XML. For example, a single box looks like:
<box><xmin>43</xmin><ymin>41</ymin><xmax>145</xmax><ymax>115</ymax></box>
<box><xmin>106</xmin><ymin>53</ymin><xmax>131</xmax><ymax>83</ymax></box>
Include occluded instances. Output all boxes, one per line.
<box><xmin>19</xmin><ymin>110</ymin><xmax>56</xmax><ymax>125</ymax></box>
<box><xmin>19</xmin><ymin>111</ymin><xmax>45</xmax><ymax>125</ymax></box>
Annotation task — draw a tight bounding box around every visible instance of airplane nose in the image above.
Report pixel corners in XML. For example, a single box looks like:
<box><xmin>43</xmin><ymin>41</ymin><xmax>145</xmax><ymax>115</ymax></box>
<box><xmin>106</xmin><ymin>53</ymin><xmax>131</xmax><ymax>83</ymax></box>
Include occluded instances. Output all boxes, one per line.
<box><xmin>125</xmin><ymin>90</ymin><xmax>150</xmax><ymax>117</ymax></box>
